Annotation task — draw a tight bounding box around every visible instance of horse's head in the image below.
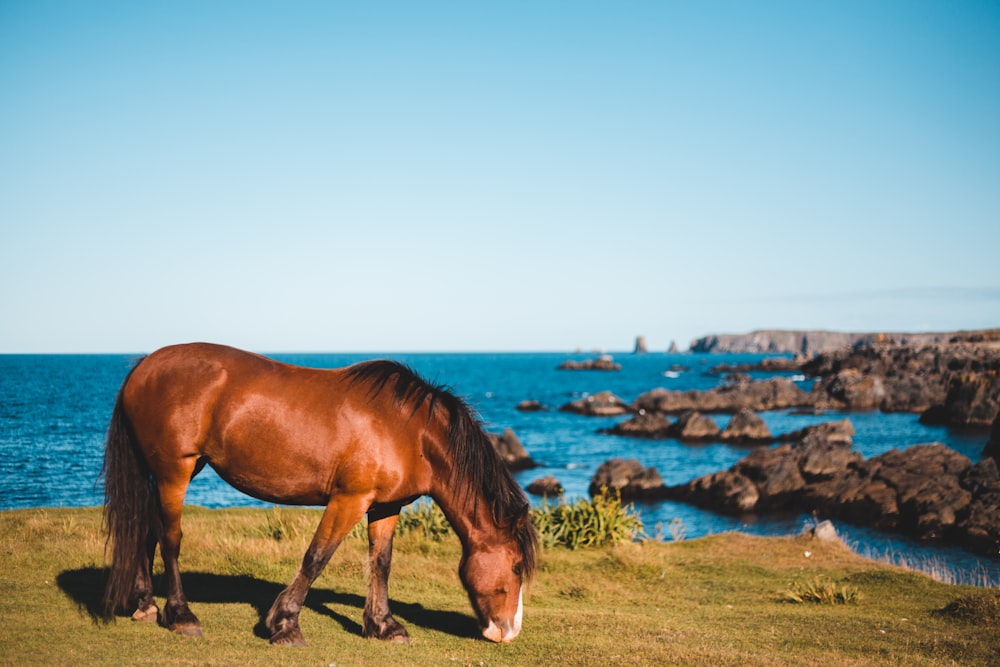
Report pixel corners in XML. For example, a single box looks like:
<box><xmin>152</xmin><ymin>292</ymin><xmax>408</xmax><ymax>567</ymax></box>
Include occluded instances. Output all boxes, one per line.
<box><xmin>459</xmin><ymin>542</ymin><xmax>526</xmax><ymax>643</ymax></box>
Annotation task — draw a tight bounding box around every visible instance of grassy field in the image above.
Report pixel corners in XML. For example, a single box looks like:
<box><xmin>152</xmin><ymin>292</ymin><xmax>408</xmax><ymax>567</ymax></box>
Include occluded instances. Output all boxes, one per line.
<box><xmin>1</xmin><ymin>506</ymin><xmax>998</xmax><ymax>666</ymax></box>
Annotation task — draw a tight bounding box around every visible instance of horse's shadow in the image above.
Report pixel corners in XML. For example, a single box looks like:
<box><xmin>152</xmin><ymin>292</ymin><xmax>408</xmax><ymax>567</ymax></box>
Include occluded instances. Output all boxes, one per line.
<box><xmin>56</xmin><ymin>567</ymin><xmax>480</xmax><ymax>641</ymax></box>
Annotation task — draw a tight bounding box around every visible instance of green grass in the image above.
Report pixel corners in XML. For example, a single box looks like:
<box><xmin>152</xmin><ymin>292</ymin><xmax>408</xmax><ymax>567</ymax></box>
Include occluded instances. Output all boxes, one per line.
<box><xmin>2</xmin><ymin>506</ymin><xmax>999</xmax><ymax>666</ymax></box>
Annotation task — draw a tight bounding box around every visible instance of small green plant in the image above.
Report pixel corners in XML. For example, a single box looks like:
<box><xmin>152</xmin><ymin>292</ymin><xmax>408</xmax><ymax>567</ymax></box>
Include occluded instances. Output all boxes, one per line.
<box><xmin>532</xmin><ymin>490</ymin><xmax>644</xmax><ymax>550</ymax></box>
<box><xmin>396</xmin><ymin>500</ymin><xmax>453</xmax><ymax>541</ymax></box>
<box><xmin>782</xmin><ymin>577</ymin><xmax>861</xmax><ymax>605</ymax></box>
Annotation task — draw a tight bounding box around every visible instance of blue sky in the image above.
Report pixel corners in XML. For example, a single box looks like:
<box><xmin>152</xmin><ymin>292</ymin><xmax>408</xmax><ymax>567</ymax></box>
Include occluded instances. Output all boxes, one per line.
<box><xmin>2</xmin><ymin>1</ymin><xmax>998</xmax><ymax>353</ymax></box>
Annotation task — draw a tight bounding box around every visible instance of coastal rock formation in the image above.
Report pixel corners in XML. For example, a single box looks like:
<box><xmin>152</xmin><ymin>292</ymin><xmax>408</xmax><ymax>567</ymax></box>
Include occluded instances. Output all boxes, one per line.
<box><xmin>720</xmin><ymin>409</ymin><xmax>773</xmax><ymax>444</ymax></box>
<box><xmin>632</xmin><ymin>377</ymin><xmax>812</xmax><ymax>414</ymax></box>
<box><xmin>690</xmin><ymin>329</ymin><xmax>958</xmax><ymax>355</ymax></box>
<box><xmin>559</xmin><ymin>391</ymin><xmax>631</xmax><ymax>416</ymax></box>
<box><xmin>673</xmin><ymin>411</ymin><xmax>722</xmax><ymax>441</ymax></box>
<box><xmin>600</xmin><ymin>411</ymin><xmax>674</xmax><ymax>438</ymax></box>
<box><xmin>666</xmin><ymin>430</ymin><xmax>1000</xmax><ymax>559</ymax></box>
<box><xmin>526</xmin><ymin>475</ymin><xmax>564</xmax><ymax>497</ymax></box>
<box><xmin>804</xmin><ymin>336</ymin><xmax>1000</xmax><ymax>426</ymax></box>
<box><xmin>598</xmin><ymin>410</ymin><xmax>730</xmax><ymax>443</ymax></box>
<box><xmin>589</xmin><ymin>458</ymin><xmax>668</xmax><ymax>500</ymax></box>
<box><xmin>985</xmin><ymin>413</ymin><xmax>1000</xmax><ymax>462</ymax></box>
<box><xmin>515</xmin><ymin>400</ymin><xmax>547</xmax><ymax>412</ymax></box>
<box><xmin>558</xmin><ymin>356</ymin><xmax>622</xmax><ymax>371</ymax></box>
<box><xmin>487</xmin><ymin>428</ymin><xmax>537</xmax><ymax>471</ymax></box>
<box><xmin>634</xmin><ymin>336</ymin><xmax>648</xmax><ymax>354</ymax></box>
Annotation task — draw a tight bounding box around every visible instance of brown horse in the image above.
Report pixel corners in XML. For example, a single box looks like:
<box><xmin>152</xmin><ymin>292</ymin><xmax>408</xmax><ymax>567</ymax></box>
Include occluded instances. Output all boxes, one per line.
<box><xmin>102</xmin><ymin>343</ymin><xmax>536</xmax><ymax>645</ymax></box>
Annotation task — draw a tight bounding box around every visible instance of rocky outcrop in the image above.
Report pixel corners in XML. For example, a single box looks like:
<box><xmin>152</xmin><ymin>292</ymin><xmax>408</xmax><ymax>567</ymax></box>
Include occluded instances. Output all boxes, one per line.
<box><xmin>560</xmin><ymin>391</ymin><xmax>631</xmax><ymax>416</ymax></box>
<box><xmin>515</xmin><ymin>400</ymin><xmax>547</xmax><ymax>412</ymax></box>
<box><xmin>673</xmin><ymin>411</ymin><xmax>722</xmax><ymax>441</ymax></box>
<box><xmin>720</xmin><ymin>409</ymin><xmax>773</xmax><ymax>444</ymax></box>
<box><xmin>600</xmin><ymin>410</ymin><xmax>743</xmax><ymax>443</ymax></box>
<box><xmin>526</xmin><ymin>475</ymin><xmax>564</xmax><ymax>497</ymax></box>
<box><xmin>589</xmin><ymin>458</ymin><xmax>668</xmax><ymax>500</ymax></box>
<box><xmin>804</xmin><ymin>338</ymin><xmax>1000</xmax><ymax>426</ymax></box>
<box><xmin>487</xmin><ymin>428</ymin><xmax>537</xmax><ymax>471</ymax></box>
<box><xmin>632</xmin><ymin>377</ymin><xmax>812</xmax><ymax>414</ymax></box>
<box><xmin>600</xmin><ymin>411</ymin><xmax>673</xmax><ymax>438</ymax></box>
<box><xmin>558</xmin><ymin>356</ymin><xmax>621</xmax><ymax>371</ymax></box>
<box><xmin>985</xmin><ymin>413</ymin><xmax>1000</xmax><ymax>463</ymax></box>
<box><xmin>634</xmin><ymin>336</ymin><xmax>648</xmax><ymax>354</ymax></box>
<box><xmin>667</xmin><ymin>430</ymin><xmax>1000</xmax><ymax>559</ymax></box>
<box><xmin>690</xmin><ymin>329</ymin><xmax>961</xmax><ymax>355</ymax></box>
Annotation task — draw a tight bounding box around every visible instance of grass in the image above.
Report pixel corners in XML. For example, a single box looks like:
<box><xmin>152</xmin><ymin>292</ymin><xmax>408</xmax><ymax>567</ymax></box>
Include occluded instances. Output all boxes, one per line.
<box><xmin>1</xmin><ymin>506</ymin><xmax>999</xmax><ymax>666</ymax></box>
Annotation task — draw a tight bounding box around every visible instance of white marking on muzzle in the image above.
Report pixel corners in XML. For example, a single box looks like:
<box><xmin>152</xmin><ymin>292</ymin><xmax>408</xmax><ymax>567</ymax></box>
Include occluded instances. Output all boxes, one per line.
<box><xmin>482</xmin><ymin>590</ymin><xmax>524</xmax><ymax>643</ymax></box>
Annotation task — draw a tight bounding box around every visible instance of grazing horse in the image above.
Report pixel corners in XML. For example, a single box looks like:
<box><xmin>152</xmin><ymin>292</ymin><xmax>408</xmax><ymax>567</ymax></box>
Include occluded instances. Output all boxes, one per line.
<box><xmin>101</xmin><ymin>343</ymin><xmax>536</xmax><ymax>645</ymax></box>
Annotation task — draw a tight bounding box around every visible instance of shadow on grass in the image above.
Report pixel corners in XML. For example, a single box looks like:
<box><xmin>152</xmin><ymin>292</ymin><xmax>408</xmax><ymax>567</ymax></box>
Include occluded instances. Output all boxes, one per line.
<box><xmin>56</xmin><ymin>567</ymin><xmax>479</xmax><ymax>641</ymax></box>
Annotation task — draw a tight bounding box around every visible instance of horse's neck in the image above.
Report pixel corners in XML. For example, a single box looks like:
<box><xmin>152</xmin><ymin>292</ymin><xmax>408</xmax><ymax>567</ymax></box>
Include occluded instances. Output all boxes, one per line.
<box><xmin>431</xmin><ymin>485</ymin><xmax>495</xmax><ymax>551</ymax></box>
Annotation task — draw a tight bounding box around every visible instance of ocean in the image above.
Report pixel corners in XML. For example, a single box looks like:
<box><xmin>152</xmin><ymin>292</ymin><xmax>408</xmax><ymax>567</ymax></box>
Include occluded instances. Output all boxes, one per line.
<box><xmin>2</xmin><ymin>350</ymin><xmax>997</xmax><ymax>584</ymax></box>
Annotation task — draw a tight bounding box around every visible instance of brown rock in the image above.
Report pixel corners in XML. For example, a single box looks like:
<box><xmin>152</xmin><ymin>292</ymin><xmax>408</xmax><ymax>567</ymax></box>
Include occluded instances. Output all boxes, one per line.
<box><xmin>560</xmin><ymin>391</ymin><xmax>631</xmax><ymax>416</ymax></box>
<box><xmin>600</xmin><ymin>412</ymin><xmax>674</xmax><ymax>439</ymax></box>
<box><xmin>673</xmin><ymin>411</ymin><xmax>722</xmax><ymax>442</ymax></box>
<box><xmin>720</xmin><ymin>409</ymin><xmax>772</xmax><ymax>444</ymax></box>
<box><xmin>589</xmin><ymin>458</ymin><xmax>667</xmax><ymax>500</ymax></box>
<box><xmin>526</xmin><ymin>475</ymin><xmax>564</xmax><ymax>497</ymax></box>
<box><xmin>487</xmin><ymin>428</ymin><xmax>537</xmax><ymax>471</ymax></box>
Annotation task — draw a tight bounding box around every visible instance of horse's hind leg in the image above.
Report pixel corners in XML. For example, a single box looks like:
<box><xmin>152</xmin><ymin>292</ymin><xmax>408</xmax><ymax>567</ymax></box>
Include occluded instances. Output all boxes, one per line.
<box><xmin>363</xmin><ymin>507</ymin><xmax>409</xmax><ymax>642</ymax></box>
<box><xmin>157</xmin><ymin>475</ymin><xmax>202</xmax><ymax>637</ymax></box>
<box><xmin>130</xmin><ymin>530</ymin><xmax>159</xmax><ymax>622</ymax></box>
<box><xmin>266</xmin><ymin>494</ymin><xmax>372</xmax><ymax>647</ymax></box>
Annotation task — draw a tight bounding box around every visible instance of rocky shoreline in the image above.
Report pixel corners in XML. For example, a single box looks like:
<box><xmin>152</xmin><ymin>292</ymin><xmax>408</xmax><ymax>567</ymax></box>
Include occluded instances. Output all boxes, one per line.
<box><xmin>560</xmin><ymin>331</ymin><xmax>1000</xmax><ymax>429</ymax></box>
<box><xmin>513</xmin><ymin>330</ymin><xmax>1000</xmax><ymax>560</ymax></box>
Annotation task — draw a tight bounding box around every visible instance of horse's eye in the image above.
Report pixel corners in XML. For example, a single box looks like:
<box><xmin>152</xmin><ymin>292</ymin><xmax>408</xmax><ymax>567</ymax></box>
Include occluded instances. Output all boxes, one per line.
<box><xmin>512</xmin><ymin>563</ymin><xmax>523</xmax><ymax>577</ymax></box>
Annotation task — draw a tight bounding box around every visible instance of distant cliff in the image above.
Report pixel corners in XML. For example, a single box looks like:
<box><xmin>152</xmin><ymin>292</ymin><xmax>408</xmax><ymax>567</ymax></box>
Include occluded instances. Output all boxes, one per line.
<box><xmin>688</xmin><ymin>330</ymin><xmax>963</xmax><ymax>356</ymax></box>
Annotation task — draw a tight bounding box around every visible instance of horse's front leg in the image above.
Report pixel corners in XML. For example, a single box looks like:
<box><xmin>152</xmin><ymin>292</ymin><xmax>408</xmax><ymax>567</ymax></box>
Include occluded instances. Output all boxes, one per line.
<box><xmin>363</xmin><ymin>506</ymin><xmax>409</xmax><ymax>642</ymax></box>
<box><xmin>266</xmin><ymin>494</ymin><xmax>371</xmax><ymax>647</ymax></box>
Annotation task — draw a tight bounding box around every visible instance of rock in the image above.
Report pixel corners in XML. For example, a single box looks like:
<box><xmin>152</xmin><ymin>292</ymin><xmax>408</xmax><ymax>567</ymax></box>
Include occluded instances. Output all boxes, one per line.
<box><xmin>984</xmin><ymin>413</ymin><xmax>1000</xmax><ymax>462</ymax></box>
<box><xmin>558</xmin><ymin>355</ymin><xmax>622</xmax><ymax>371</ymax></box>
<box><xmin>632</xmin><ymin>377</ymin><xmax>813</xmax><ymax>414</ymax></box>
<box><xmin>589</xmin><ymin>458</ymin><xmax>668</xmax><ymax>500</ymax></box>
<box><xmin>801</xmin><ymin>336</ymin><xmax>1000</xmax><ymax>424</ymax></box>
<box><xmin>515</xmin><ymin>400</ymin><xmax>547</xmax><ymax>412</ymax></box>
<box><xmin>690</xmin><ymin>329</ymin><xmax>960</xmax><ymax>355</ymax></box>
<box><xmin>805</xmin><ymin>520</ymin><xmax>839</xmax><ymax>542</ymax></box>
<box><xmin>669</xmin><ymin>470</ymin><xmax>759</xmax><ymax>513</ymax></box>
<box><xmin>559</xmin><ymin>391</ymin><xmax>631</xmax><ymax>416</ymax></box>
<box><xmin>720</xmin><ymin>409</ymin><xmax>772</xmax><ymax>444</ymax></box>
<box><xmin>733</xmin><ymin>444</ymin><xmax>806</xmax><ymax>504</ymax></box>
<box><xmin>667</xmin><ymin>340</ymin><xmax>680</xmax><ymax>353</ymax></box>
<box><xmin>600</xmin><ymin>412</ymin><xmax>674</xmax><ymax>439</ymax></box>
<box><xmin>526</xmin><ymin>475</ymin><xmax>564</xmax><ymax>497</ymax></box>
<box><xmin>634</xmin><ymin>336</ymin><xmax>648</xmax><ymax>354</ymax></box>
<box><xmin>673</xmin><ymin>411</ymin><xmax>721</xmax><ymax>442</ymax></box>
<box><xmin>487</xmin><ymin>428</ymin><xmax>537</xmax><ymax>471</ymax></box>
<box><xmin>668</xmin><ymin>432</ymin><xmax>1000</xmax><ymax>558</ymax></box>
<box><xmin>778</xmin><ymin>419</ymin><xmax>855</xmax><ymax>446</ymax></box>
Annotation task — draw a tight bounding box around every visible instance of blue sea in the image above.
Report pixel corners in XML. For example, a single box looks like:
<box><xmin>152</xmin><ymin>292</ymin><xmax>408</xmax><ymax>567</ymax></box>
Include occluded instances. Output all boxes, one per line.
<box><xmin>2</xmin><ymin>350</ymin><xmax>997</xmax><ymax>584</ymax></box>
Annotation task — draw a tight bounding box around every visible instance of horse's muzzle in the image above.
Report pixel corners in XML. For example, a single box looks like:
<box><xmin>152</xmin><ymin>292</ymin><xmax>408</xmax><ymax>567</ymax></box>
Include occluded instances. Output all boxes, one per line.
<box><xmin>481</xmin><ymin>591</ymin><xmax>523</xmax><ymax>643</ymax></box>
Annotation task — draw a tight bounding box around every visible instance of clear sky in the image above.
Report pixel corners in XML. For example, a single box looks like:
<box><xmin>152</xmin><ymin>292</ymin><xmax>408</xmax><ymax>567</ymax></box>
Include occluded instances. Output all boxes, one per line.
<box><xmin>2</xmin><ymin>1</ymin><xmax>998</xmax><ymax>353</ymax></box>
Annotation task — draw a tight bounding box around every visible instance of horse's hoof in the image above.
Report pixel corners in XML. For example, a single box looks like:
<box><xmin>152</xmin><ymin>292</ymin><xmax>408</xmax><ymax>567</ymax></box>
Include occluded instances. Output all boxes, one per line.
<box><xmin>270</xmin><ymin>628</ymin><xmax>307</xmax><ymax>647</ymax></box>
<box><xmin>170</xmin><ymin>622</ymin><xmax>203</xmax><ymax>638</ymax></box>
<box><xmin>131</xmin><ymin>604</ymin><xmax>159</xmax><ymax>623</ymax></box>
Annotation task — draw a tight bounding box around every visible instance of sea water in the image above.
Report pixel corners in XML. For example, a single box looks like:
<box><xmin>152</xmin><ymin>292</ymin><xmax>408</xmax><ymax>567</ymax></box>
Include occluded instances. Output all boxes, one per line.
<box><xmin>1</xmin><ymin>350</ymin><xmax>996</xmax><ymax>584</ymax></box>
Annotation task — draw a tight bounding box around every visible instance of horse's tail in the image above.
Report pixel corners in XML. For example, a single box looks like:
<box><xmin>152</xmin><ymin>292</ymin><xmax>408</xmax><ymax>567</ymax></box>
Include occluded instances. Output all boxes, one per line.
<box><xmin>101</xmin><ymin>365</ymin><xmax>159</xmax><ymax>619</ymax></box>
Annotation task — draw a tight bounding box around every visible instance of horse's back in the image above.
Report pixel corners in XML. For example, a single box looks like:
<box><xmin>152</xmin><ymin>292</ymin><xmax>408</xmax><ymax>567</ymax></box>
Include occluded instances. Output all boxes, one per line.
<box><xmin>120</xmin><ymin>343</ymin><xmax>434</xmax><ymax>506</ymax></box>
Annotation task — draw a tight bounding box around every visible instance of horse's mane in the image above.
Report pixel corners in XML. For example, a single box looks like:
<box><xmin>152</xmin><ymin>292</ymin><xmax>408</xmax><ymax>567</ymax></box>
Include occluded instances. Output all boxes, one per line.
<box><xmin>345</xmin><ymin>360</ymin><xmax>537</xmax><ymax>577</ymax></box>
